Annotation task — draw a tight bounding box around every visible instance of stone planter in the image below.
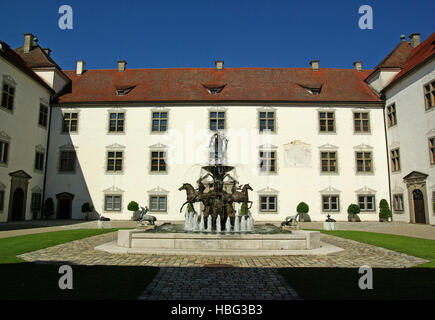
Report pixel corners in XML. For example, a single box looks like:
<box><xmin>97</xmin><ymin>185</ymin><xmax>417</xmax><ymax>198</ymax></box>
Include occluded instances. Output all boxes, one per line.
<box><xmin>323</xmin><ymin>221</ymin><xmax>336</xmax><ymax>230</ymax></box>
<box><xmin>97</xmin><ymin>220</ymin><xmax>112</xmax><ymax>229</ymax></box>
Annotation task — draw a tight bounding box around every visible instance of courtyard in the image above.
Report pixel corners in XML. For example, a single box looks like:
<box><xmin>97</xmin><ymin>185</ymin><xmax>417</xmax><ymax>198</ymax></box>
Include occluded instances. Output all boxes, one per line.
<box><xmin>1</xmin><ymin>220</ymin><xmax>434</xmax><ymax>300</ymax></box>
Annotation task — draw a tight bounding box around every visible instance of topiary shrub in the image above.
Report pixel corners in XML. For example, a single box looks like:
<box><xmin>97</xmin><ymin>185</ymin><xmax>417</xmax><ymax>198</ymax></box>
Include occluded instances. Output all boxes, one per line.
<box><xmin>42</xmin><ymin>198</ymin><xmax>54</xmax><ymax>219</ymax></box>
<box><xmin>128</xmin><ymin>201</ymin><xmax>140</xmax><ymax>220</ymax></box>
<box><xmin>81</xmin><ymin>202</ymin><xmax>94</xmax><ymax>220</ymax></box>
<box><xmin>379</xmin><ymin>199</ymin><xmax>392</xmax><ymax>222</ymax></box>
<box><xmin>296</xmin><ymin>202</ymin><xmax>311</xmax><ymax>222</ymax></box>
<box><xmin>347</xmin><ymin>204</ymin><xmax>360</xmax><ymax>222</ymax></box>
<box><xmin>127</xmin><ymin>201</ymin><xmax>139</xmax><ymax>212</ymax></box>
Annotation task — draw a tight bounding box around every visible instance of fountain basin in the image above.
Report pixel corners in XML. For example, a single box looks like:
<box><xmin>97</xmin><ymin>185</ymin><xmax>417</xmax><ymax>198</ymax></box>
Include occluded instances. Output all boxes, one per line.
<box><xmin>112</xmin><ymin>228</ymin><xmax>322</xmax><ymax>255</ymax></box>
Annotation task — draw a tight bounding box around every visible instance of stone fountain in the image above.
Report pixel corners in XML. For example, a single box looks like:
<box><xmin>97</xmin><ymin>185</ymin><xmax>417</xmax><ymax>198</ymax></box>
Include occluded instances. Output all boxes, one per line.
<box><xmin>98</xmin><ymin>133</ymin><xmax>332</xmax><ymax>256</ymax></box>
<box><xmin>179</xmin><ymin>132</ymin><xmax>254</xmax><ymax>233</ymax></box>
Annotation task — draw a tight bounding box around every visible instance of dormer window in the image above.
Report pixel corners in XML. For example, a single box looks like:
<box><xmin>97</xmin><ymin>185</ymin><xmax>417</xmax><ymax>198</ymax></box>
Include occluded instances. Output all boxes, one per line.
<box><xmin>116</xmin><ymin>87</ymin><xmax>134</xmax><ymax>96</ymax></box>
<box><xmin>203</xmin><ymin>84</ymin><xmax>225</xmax><ymax>95</ymax></box>
<box><xmin>299</xmin><ymin>84</ymin><xmax>322</xmax><ymax>95</ymax></box>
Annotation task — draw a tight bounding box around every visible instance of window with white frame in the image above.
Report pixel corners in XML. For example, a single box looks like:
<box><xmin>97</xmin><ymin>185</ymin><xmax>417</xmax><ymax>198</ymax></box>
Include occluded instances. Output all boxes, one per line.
<box><xmin>31</xmin><ymin>193</ymin><xmax>42</xmax><ymax>211</ymax></box>
<box><xmin>149</xmin><ymin>195</ymin><xmax>167</xmax><ymax>212</ymax></box>
<box><xmin>209</xmin><ymin>111</ymin><xmax>225</xmax><ymax>131</ymax></box>
<box><xmin>107</xmin><ymin>151</ymin><xmax>123</xmax><ymax>172</ymax></box>
<box><xmin>259</xmin><ymin>195</ymin><xmax>277</xmax><ymax>212</ymax></box>
<box><xmin>59</xmin><ymin>150</ymin><xmax>76</xmax><ymax>172</ymax></box>
<box><xmin>38</xmin><ymin>104</ymin><xmax>49</xmax><ymax>128</ymax></box>
<box><xmin>358</xmin><ymin>195</ymin><xmax>375</xmax><ymax>211</ymax></box>
<box><xmin>152</xmin><ymin>111</ymin><xmax>168</xmax><ymax>132</ymax></box>
<box><xmin>259</xmin><ymin>151</ymin><xmax>276</xmax><ymax>173</ymax></box>
<box><xmin>104</xmin><ymin>194</ymin><xmax>122</xmax><ymax>211</ymax></box>
<box><xmin>108</xmin><ymin>112</ymin><xmax>125</xmax><ymax>132</ymax></box>
<box><xmin>322</xmin><ymin>195</ymin><xmax>339</xmax><ymax>212</ymax></box>
<box><xmin>259</xmin><ymin>111</ymin><xmax>275</xmax><ymax>132</ymax></box>
<box><xmin>1</xmin><ymin>82</ymin><xmax>15</xmax><ymax>111</ymax></box>
<box><xmin>62</xmin><ymin>112</ymin><xmax>78</xmax><ymax>133</ymax></box>
<box><xmin>0</xmin><ymin>140</ymin><xmax>9</xmax><ymax>165</ymax></box>
<box><xmin>393</xmin><ymin>194</ymin><xmax>404</xmax><ymax>212</ymax></box>
<box><xmin>34</xmin><ymin>151</ymin><xmax>44</xmax><ymax>171</ymax></box>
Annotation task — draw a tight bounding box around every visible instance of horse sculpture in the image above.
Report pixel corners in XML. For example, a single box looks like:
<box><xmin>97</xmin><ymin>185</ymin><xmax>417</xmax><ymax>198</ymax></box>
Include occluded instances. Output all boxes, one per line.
<box><xmin>226</xmin><ymin>184</ymin><xmax>253</xmax><ymax>208</ymax></box>
<box><xmin>178</xmin><ymin>183</ymin><xmax>199</xmax><ymax>213</ymax></box>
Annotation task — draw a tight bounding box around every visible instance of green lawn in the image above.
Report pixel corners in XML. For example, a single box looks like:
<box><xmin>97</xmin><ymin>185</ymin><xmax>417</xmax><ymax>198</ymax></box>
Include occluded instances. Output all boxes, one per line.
<box><xmin>279</xmin><ymin>230</ymin><xmax>435</xmax><ymax>299</ymax></box>
<box><xmin>0</xmin><ymin>229</ymin><xmax>159</xmax><ymax>299</ymax></box>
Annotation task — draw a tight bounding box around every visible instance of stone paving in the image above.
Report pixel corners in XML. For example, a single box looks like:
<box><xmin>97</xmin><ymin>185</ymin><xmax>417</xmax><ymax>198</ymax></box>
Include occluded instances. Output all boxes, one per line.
<box><xmin>139</xmin><ymin>267</ymin><xmax>300</xmax><ymax>300</ymax></box>
<box><xmin>18</xmin><ymin>232</ymin><xmax>428</xmax><ymax>268</ymax></box>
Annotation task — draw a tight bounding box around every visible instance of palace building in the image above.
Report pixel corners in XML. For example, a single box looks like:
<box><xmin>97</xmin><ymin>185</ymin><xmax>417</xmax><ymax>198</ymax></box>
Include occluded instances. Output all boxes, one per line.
<box><xmin>0</xmin><ymin>32</ymin><xmax>434</xmax><ymax>224</ymax></box>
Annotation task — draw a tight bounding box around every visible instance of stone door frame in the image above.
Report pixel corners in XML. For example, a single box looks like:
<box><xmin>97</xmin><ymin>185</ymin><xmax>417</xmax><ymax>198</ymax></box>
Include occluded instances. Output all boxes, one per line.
<box><xmin>7</xmin><ymin>170</ymin><xmax>32</xmax><ymax>222</ymax></box>
<box><xmin>56</xmin><ymin>192</ymin><xmax>75</xmax><ymax>219</ymax></box>
<box><xmin>403</xmin><ymin>171</ymin><xmax>430</xmax><ymax>224</ymax></box>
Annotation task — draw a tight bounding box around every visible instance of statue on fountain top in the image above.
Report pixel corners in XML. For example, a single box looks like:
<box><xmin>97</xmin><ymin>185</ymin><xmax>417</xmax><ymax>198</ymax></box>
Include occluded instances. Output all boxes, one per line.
<box><xmin>209</xmin><ymin>132</ymin><xmax>228</xmax><ymax>165</ymax></box>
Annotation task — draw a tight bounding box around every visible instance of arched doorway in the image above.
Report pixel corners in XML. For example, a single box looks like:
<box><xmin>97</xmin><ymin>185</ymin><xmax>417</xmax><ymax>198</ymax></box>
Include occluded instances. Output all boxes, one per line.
<box><xmin>413</xmin><ymin>189</ymin><xmax>426</xmax><ymax>224</ymax></box>
<box><xmin>11</xmin><ymin>188</ymin><xmax>25</xmax><ymax>221</ymax></box>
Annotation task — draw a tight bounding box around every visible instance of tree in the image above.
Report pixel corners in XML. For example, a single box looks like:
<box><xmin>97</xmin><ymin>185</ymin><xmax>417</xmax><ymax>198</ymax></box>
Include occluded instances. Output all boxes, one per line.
<box><xmin>296</xmin><ymin>202</ymin><xmax>311</xmax><ymax>222</ymax></box>
<box><xmin>81</xmin><ymin>202</ymin><xmax>94</xmax><ymax>220</ymax></box>
<box><xmin>42</xmin><ymin>198</ymin><xmax>54</xmax><ymax>219</ymax></box>
<box><xmin>347</xmin><ymin>204</ymin><xmax>360</xmax><ymax>222</ymax></box>
<box><xmin>127</xmin><ymin>201</ymin><xmax>139</xmax><ymax>212</ymax></box>
<box><xmin>379</xmin><ymin>199</ymin><xmax>392</xmax><ymax>222</ymax></box>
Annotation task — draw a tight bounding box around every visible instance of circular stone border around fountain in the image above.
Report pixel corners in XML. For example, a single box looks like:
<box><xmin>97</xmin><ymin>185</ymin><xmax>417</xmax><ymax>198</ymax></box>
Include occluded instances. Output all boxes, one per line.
<box><xmin>95</xmin><ymin>224</ymin><xmax>343</xmax><ymax>256</ymax></box>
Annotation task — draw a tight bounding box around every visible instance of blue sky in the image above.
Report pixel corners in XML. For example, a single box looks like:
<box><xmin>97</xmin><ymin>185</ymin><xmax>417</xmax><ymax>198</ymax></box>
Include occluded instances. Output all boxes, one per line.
<box><xmin>1</xmin><ymin>0</ymin><xmax>434</xmax><ymax>70</ymax></box>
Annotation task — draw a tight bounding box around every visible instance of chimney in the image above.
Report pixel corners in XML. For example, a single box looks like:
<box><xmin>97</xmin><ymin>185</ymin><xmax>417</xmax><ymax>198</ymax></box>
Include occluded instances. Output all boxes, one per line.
<box><xmin>409</xmin><ymin>33</ymin><xmax>421</xmax><ymax>48</ymax></box>
<box><xmin>118</xmin><ymin>60</ymin><xmax>127</xmax><ymax>72</ymax></box>
<box><xmin>353</xmin><ymin>61</ymin><xmax>362</xmax><ymax>72</ymax></box>
<box><xmin>215</xmin><ymin>60</ymin><xmax>224</xmax><ymax>71</ymax></box>
<box><xmin>43</xmin><ymin>48</ymin><xmax>51</xmax><ymax>57</ymax></box>
<box><xmin>310</xmin><ymin>60</ymin><xmax>319</xmax><ymax>71</ymax></box>
<box><xmin>23</xmin><ymin>33</ymin><xmax>35</xmax><ymax>53</ymax></box>
<box><xmin>76</xmin><ymin>60</ymin><xmax>85</xmax><ymax>76</ymax></box>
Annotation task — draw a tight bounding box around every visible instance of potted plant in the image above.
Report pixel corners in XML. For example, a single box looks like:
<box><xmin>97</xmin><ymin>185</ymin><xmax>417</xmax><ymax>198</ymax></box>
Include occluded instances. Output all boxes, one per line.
<box><xmin>347</xmin><ymin>204</ymin><xmax>360</xmax><ymax>222</ymax></box>
<box><xmin>296</xmin><ymin>202</ymin><xmax>310</xmax><ymax>222</ymax></box>
<box><xmin>128</xmin><ymin>201</ymin><xmax>140</xmax><ymax>220</ymax></box>
<box><xmin>81</xmin><ymin>202</ymin><xmax>94</xmax><ymax>221</ymax></box>
<box><xmin>379</xmin><ymin>199</ymin><xmax>392</xmax><ymax>222</ymax></box>
<box><xmin>42</xmin><ymin>198</ymin><xmax>54</xmax><ymax>219</ymax></box>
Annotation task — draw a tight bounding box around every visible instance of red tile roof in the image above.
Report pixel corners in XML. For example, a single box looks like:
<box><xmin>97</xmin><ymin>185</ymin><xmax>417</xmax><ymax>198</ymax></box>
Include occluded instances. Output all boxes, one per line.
<box><xmin>57</xmin><ymin>67</ymin><xmax>381</xmax><ymax>104</ymax></box>
<box><xmin>14</xmin><ymin>45</ymin><xmax>61</xmax><ymax>69</ymax></box>
<box><xmin>387</xmin><ymin>32</ymin><xmax>435</xmax><ymax>88</ymax></box>
<box><xmin>0</xmin><ymin>40</ymin><xmax>54</xmax><ymax>93</ymax></box>
<box><xmin>374</xmin><ymin>40</ymin><xmax>414</xmax><ymax>69</ymax></box>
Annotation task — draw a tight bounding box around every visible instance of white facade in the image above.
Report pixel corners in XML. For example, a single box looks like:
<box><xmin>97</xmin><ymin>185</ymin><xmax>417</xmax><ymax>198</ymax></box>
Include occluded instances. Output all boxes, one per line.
<box><xmin>0</xmin><ymin>54</ymin><xmax>52</xmax><ymax>222</ymax></box>
<box><xmin>46</xmin><ymin>103</ymin><xmax>389</xmax><ymax>221</ymax></box>
<box><xmin>384</xmin><ymin>59</ymin><xmax>435</xmax><ymax>224</ymax></box>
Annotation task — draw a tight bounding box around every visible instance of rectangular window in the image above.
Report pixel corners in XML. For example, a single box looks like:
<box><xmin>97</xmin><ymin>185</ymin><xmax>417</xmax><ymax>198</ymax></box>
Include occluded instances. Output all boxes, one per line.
<box><xmin>391</xmin><ymin>148</ymin><xmax>401</xmax><ymax>172</ymax></box>
<box><xmin>59</xmin><ymin>150</ymin><xmax>76</xmax><ymax>172</ymax></box>
<box><xmin>62</xmin><ymin>113</ymin><xmax>78</xmax><ymax>133</ymax></box>
<box><xmin>259</xmin><ymin>111</ymin><xmax>275</xmax><ymax>132</ymax></box>
<box><xmin>354</xmin><ymin>112</ymin><xmax>370</xmax><ymax>132</ymax></box>
<box><xmin>393</xmin><ymin>194</ymin><xmax>404</xmax><ymax>211</ymax></box>
<box><xmin>424</xmin><ymin>80</ymin><xmax>435</xmax><ymax>110</ymax></box>
<box><xmin>259</xmin><ymin>195</ymin><xmax>277</xmax><ymax>212</ymax></box>
<box><xmin>0</xmin><ymin>190</ymin><xmax>4</xmax><ymax>211</ymax></box>
<box><xmin>151</xmin><ymin>151</ymin><xmax>166</xmax><ymax>172</ymax></box>
<box><xmin>34</xmin><ymin>151</ymin><xmax>44</xmax><ymax>171</ymax></box>
<box><xmin>209</xmin><ymin>111</ymin><xmax>225</xmax><ymax>131</ymax></box>
<box><xmin>319</xmin><ymin>111</ymin><xmax>335</xmax><ymax>132</ymax></box>
<box><xmin>387</xmin><ymin>104</ymin><xmax>397</xmax><ymax>127</ymax></box>
<box><xmin>0</xmin><ymin>141</ymin><xmax>9</xmax><ymax>164</ymax></box>
<box><xmin>259</xmin><ymin>151</ymin><xmax>276</xmax><ymax>173</ymax></box>
<box><xmin>149</xmin><ymin>195</ymin><xmax>167</xmax><ymax>212</ymax></box>
<box><xmin>31</xmin><ymin>193</ymin><xmax>42</xmax><ymax>211</ymax></box>
<box><xmin>152</xmin><ymin>112</ymin><xmax>168</xmax><ymax>132</ymax></box>
<box><xmin>429</xmin><ymin>137</ymin><xmax>435</xmax><ymax>165</ymax></box>
<box><xmin>1</xmin><ymin>83</ymin><xmax>15</xmax><ymax>110</ymax></box>
<box><xmin>321</xmin><ymin>151</ymin><xmax>337</xmax><ymax>173</ymax></box>
<box><xmin>105</xmin><ymin>195</ymin><xmax>122</xmax><ymax>211</ymax></box>
<box><xmin>322</xmin><ymin>195</ymin><xmax>339</xmax><ymax>212</ymax></box>
<box><xmin>107</xmin><ymin>151</ymin><xmax>123</xmax><ymax>172</ymax></box>
<box><xmin>356</xmin><ymin>152</ymin><xmax>373</xmax><ymax>173</ymax></box>
<box><xmin>38</xmin><ymin>104</ymin><xmax>48</xmax><ymax>127</ymax></box>
<box><xmin>358</xmin><ymin>195</ymin><xmax>375</xmax><ymax>211</ymax></box>
<box><xmin>108</xmin><ymin>112</ymin><xmax>124</xmax><ymax>132</ymax></box>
